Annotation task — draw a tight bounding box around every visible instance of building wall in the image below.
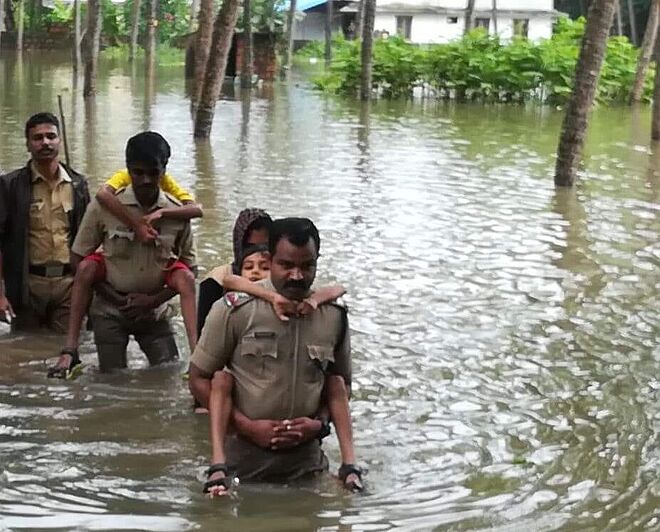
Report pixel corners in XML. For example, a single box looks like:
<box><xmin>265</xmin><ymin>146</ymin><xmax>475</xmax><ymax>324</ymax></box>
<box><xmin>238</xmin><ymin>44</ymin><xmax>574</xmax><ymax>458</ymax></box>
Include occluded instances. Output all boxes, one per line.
<box><xmin>294</xmin><ymin>12</ymin><xmax>343</xmax><ymax>41</ymax></box>
<box><xmin>377</xmin><ymin>0</ymin><xmax>554</xmax><ymax>9</ymax></box>
<box><xmin>374</xmin><ymin>12</ymin><xmax>554</xmax><ymax>43</ymax></box>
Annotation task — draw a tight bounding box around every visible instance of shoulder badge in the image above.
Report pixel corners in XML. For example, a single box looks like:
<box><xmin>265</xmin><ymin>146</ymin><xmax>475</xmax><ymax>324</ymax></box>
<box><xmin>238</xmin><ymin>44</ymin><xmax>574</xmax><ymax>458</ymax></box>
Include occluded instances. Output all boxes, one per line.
<box><xmin>163</xmin><ymin>191</ymin><xmax>183</xmax><ymax>207</ymax></box>
<box><xmin>223</xmin><ymin>291</ymin><xmax>253</xmax><ymax>308</ymax></box>
<box><xmin>330</xmin><ymin>296</ymin><xmax>349</xmax><ymax>313</ymax></box>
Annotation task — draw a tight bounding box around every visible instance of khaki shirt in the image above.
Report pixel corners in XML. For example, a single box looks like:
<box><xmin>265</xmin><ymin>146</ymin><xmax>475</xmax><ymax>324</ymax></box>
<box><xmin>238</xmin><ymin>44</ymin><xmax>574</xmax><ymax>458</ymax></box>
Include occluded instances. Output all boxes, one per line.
<box><xmin>29</xmin><ymin>163</ymin><xmax>73</xmax><ymax>265</ymax></box>
<box><xmin>192</xmin><ymin>280</ymin><xmax>351</xmax><ymax>421</ymax></box>
<box><xmin>72</xmin><ymin>186</ymin><xmax>196</xmax><ymax>311</ymax></box>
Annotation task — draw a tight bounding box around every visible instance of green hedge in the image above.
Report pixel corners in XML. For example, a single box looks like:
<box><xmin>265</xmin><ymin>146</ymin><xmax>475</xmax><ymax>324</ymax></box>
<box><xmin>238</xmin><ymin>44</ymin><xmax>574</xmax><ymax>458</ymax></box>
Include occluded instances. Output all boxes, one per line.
<box><xmin>306</xmin><ymin>18</ymin><xmax>652</xmax><ymax>104</ymax></box>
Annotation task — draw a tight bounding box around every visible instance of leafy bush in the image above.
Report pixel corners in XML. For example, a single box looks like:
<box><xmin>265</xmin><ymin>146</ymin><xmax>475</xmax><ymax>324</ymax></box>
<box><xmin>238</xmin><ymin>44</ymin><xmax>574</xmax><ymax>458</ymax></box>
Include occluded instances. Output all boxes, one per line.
<box><xmin>312</xmin><ymin>17</ymin><xmax>654</xmax><ymax>104</ymax></box>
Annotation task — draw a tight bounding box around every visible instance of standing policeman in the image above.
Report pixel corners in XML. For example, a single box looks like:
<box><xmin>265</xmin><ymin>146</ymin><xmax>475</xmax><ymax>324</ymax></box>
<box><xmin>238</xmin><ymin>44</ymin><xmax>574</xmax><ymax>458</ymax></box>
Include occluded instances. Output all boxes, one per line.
<box><xmin>0</xmin><ymin>113</ymin><xmax>90</xmax><ymax>331</ymax></box>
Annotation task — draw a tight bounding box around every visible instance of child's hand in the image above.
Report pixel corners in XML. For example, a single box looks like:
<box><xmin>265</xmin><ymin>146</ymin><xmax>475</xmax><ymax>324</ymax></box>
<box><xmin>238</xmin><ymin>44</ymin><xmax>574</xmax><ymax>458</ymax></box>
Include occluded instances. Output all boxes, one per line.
<box><xmin>270</xmin><ymin>293</ymin><xmax>297</xmax><ymax>321</ymax></box>
<box><xmin>143</xmin><ymin>209</ymin><xmax>163</xmax><ymax>226</ymax></box>
<box><xmin>135</xmin><ymin>221</ymin><xmax>159</xmax><ymax>243</ymax></box>
<box><xmin>297</xmin><ymin>297</ymin><xmax>318</xmax><ymax>316</ymax></box>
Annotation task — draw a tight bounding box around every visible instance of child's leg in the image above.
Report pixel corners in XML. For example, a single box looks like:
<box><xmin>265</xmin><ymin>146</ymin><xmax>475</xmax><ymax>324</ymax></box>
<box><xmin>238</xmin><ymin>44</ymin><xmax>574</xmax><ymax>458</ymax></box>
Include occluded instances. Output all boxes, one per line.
<box><xmin>326</xmin><ymin>374</ymin><xmax>362</xmax><ymax>489</ymax></box>
<box><xmin>326</xmin><ymin>374</ymin><xmax>356</xmax><ymax>464</ymax></box>
<box><xmin>206</xmin><ymin>370</ymin><xmax>234</xmax><ymax>494</ymax></box>
<box><xmin>166</xmin><ymin>265</ymin><xmax>197</xmax><ymax>353</ymax></box>
<box><xmin>49</xmin><ymin>256</ymin><xmax>102</xmax><ymax>374</ymax></box>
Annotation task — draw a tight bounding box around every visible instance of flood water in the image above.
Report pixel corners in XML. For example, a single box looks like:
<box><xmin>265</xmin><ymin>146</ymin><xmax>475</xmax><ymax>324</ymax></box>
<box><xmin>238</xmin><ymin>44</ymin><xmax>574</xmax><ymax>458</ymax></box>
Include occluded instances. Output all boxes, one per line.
<box><xmin>0</xmin><ymin>51</ymin><xmax>658</xmax><ymax>531</ymax></box>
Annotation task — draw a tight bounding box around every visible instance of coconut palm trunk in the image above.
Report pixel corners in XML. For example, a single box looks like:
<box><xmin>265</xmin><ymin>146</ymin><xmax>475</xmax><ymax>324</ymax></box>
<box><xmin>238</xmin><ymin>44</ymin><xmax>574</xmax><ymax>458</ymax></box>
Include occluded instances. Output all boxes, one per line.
<box><xmin>359</xmin><ymin>0</ymin><xmax>375</xmax><ymax>100</ymax></box>
<box><xmin>324</xmin><ymin>0</ymin><xmax>332</xmax><ymax>68</ymax></box>
<box><xmin>630</xmin><ymin>0</ymin><xmax>660</xmax><ymax>103</ymax></box>
<box><xmin>129</xmin><ymin>0</ymin><xmax>141</xmax><ymax>62</ymax></box>
<box><xmin>464</xmin><ymin>0</ymin><xmax>476</xmax><ymax>34</ymax></box>
<box><xmin>83</xmin><ymin>0</ymin><xmax>102</xmax><ymax>97</ymax></box>
<box><xmin>145</xmin><ymin>0</ymin><xmax>158</xmax><ymax>67</ymax></box>
<box><xmin>194</xmin><ymin>0</ymin><xmax>241</xmax><ymax>138</ymax></box>
<box><xmin>554</xmin><ymin>0</ymin><xmax>618</xmax><ymax>187</ymax></box>
<box><xmin>651</xmin><ymin>17</ymin><xmax>660</xmax><ymax>139</ymax></box>
<box><xmin>192</xmin><ymin>0</ymin><xmax>214</xmax><ymax>105</ymax></box>
<box><xmin>491</xmin><ymin>0</ymin><xmax>497</xmax><ymax>34</ymax></box>
<box><xmin>240</xmin><ymin>0</ymin><xmax>253</xmax><ymax>88</ymax></box>
<box><xmin>626</xmin><ymin>0</ymin><xmax>637</xmax><ymax>44</ymax></box>
<box><xmin>356</xmin><ymin>0</ymin><xmax>364</xmax><ymax>39</ymax></box>
<box><xmin>616</xmin><ymin>0</ymin><xmax>623</xmax><ymax>35</ymax></box>
<box><xmin>0</xmin><ymin>0</ymin><xmax>4</xmax><ymax>52</ymax></box>
<box><xmin>73</xmin><ymin>0</ymin><xmax>82</xmax><ymax>73</ymax></box>
<box><xmin>16</xmin><ymin>0</ymin><xmax>24</xmax><ymax>51</ymax></box>
<box><xmin>283</xmin><ymin>0</ymin><xmax>296</xmax><ymax>79</ymax></box>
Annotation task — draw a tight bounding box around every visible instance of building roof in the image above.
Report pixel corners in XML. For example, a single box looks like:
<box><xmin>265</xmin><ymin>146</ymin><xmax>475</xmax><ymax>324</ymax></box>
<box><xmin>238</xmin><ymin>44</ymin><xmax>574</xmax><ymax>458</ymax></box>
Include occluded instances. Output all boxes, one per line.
<box><xmin>341</xmin><ymin>4</ymin><xmax>562</xmax><ymax>17</ymax></box>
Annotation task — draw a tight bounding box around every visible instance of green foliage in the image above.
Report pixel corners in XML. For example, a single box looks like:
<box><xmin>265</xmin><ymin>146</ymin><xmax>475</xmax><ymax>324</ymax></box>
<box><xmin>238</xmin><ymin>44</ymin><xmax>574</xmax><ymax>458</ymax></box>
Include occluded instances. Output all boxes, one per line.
<box><xmin>43</xmin><ymin>0</ymin><xmax>73</xmax><ymax>27</ymax></box>
<box><xmin>313</xmin><ymin>17</ymin><xmax>654</xmax><ymax>104</ymax></box>
<box><xmin>236</xmin><ymin>0</ymin><xmax>286</xmax><ymax>34</ymax></box>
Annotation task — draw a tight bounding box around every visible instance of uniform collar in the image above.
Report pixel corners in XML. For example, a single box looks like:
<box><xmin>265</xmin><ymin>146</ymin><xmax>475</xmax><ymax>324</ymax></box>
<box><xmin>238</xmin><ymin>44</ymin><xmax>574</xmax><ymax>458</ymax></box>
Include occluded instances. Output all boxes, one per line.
<box><xmin>118</xmin><ymin>185</ymin><xmax>170</xmax><ymax>210</ymax></box>
<box><xmin>31</xmin><ymin>161</ymin><xmax>71</xmax><ymax>184</ymax></box>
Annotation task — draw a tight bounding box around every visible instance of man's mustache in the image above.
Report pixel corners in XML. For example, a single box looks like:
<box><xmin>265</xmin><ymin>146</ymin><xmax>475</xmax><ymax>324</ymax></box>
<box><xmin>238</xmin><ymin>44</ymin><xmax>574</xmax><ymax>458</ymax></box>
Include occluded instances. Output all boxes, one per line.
<box><xmin>284</xmin><ymin>280</ymin><xmax>307</xmax><ymax>290</ymax></box>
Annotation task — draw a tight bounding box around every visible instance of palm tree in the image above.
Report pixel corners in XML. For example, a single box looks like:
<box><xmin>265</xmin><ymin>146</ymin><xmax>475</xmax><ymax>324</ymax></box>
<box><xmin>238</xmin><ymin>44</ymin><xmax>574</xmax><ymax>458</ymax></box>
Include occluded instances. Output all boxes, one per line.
<box><xmin>283</xmin><ymin>0</ymin><xmax>297</xmax><ymax>79</ymax></box>
<box><xmin>240</xmin><ymin>0</ymin><xmax>253</xmax><ymax>88</ymax></box>
<box><xmin>194</xmin><ymin>0</ymin><xmax>241</xmax><ymax>138</ymax></box>
<box><xmin>129</xmin><ymin>0</ymin><xmax>141</xmax><ymax>62</ymax></box>
<box><xmin>359</xmin><ymin>0</ymin><xmax>375</xmax><ymax>100</ymax></box>
<box><xmin>73</xmin><ymin>0</ymin><xmax>82</xmax><ymax>73</ymax></box>
<box><xmin>83</xmin><ymin>0</ymin><xmax>102</xmax><ymax>97</ymax></box>
<box><xmin>626</xmin><ymin>0</ymin><xmax>638</xmax><ymax>44</ymax></box>
<box><xmin>554</xmin><ymin>0</ymin><xmax>618</xmax><ymax>186</ymax></box>
<box><xmin>464</xmin><ymin>0</ymin><xmax>476</xmax><ymax>34</ymax></box>
<box><xmin>16</xmin><ymin>0</ymin><xmax>24</xmax><ymax>51</ymax></box>
<box><xmin>491</xmin><ymin>0</ymin><xmax>497</xmax><ymax>34</ymax></box>
<box><xmin>325</xmin><ymin>0</ymin><xmax>333</xmax><ymax>68</ymax></box>
<box><xmin>192</xmin><ymin>0</ymin><xmax>215</xmax><ymax>105</ymax></box>
<box><xmin>145</xmin><ymin>0</ymin><xmax>158</xmax><ymax>67</ymax></box>
<box><xmin>630</xmin><ymin>0</ymin><xmax>660</xmax><ymax>103</ymax></box>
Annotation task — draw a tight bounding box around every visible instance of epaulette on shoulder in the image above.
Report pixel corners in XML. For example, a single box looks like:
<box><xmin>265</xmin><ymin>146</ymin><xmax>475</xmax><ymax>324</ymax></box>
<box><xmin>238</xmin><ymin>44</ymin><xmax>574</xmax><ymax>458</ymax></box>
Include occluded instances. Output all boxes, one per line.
<box><xmin>163</xmin><ymin>191</ymin><xmax>183</xmax><ymax>207</ymax></box>
<box><xmin>329</xmin><ymin>297</ymin><xmax>349</xmax><ymax>313</ymax></box>
<box><xmin>223</xmin><ymin>291</ymin><xmax>253</xmax><ymax>309</ymax></box>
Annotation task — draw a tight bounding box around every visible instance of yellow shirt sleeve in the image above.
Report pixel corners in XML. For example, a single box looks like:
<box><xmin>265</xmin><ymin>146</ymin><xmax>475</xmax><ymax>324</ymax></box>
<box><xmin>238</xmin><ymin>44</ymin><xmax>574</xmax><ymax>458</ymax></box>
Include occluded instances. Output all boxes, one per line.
<box><xmin>105</xmin><ymin>169</ymin><xmax>131</xmax><ymax>190</ymax></box>
<box><xmin>161</xmin><ymin>174</ymin><xmax>194</xmax><ymax>202</ymax></box>
<box><xmin>105</xmin><ymin>170</ymin><xmax>194</xmax><ymax>202</ymax></box>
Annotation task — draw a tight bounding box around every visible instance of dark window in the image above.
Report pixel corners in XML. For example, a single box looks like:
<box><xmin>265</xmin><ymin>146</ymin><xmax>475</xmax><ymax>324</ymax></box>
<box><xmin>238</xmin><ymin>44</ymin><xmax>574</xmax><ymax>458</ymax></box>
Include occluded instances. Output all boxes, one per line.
<box><xmin>475</xmin><ymin>18</ymin><xmax>490</xmax><ymax>31</ymax></box>
<box><xmin>447</xmin><ymin>16</ymin><xmax>458</xmax><ymax>24</ymax></box>
<box><xmin>396</xmin><ymin>15</ymin><xmax>412</xmax><ymax>39</ymax></box>
<box><xmin>513</xmin><ymin>18</ymin><xmax>529</xmax><ymax>38</ymax></box>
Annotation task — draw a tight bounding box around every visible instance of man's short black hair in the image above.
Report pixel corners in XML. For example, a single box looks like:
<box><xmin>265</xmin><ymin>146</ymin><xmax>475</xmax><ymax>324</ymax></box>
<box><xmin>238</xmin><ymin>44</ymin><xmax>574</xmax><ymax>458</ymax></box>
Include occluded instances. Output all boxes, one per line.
<box><xmin>125</xmin><ymin>131</ymin><xmax>171</xmax><ymax>168</ymax></box>
<box><xmin>269</xmin><ymin>217</ymin><xmax>321</xmax><ymax>256</ymax></box>
<box><xmin>25</xmin><ymin>112</ymin><xmax>60</xmax><ymax>138</ymax></box>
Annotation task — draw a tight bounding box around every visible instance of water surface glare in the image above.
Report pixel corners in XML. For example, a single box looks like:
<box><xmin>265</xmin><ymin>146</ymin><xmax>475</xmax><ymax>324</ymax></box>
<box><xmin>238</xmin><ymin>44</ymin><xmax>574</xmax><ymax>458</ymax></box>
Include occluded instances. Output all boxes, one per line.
<box><xmin>0</xmin><ymin>52</ymin><xmax>659</xmax><ymax>531</ymax></box>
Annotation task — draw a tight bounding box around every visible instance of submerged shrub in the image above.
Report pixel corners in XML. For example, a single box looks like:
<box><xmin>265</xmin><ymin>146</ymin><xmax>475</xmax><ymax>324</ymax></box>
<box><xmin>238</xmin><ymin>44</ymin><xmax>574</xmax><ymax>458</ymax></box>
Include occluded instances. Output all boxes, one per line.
<box><xmin>310</xmin><ymin>17</ymin><xmax>653</xmax><ymax>104</ymax></box>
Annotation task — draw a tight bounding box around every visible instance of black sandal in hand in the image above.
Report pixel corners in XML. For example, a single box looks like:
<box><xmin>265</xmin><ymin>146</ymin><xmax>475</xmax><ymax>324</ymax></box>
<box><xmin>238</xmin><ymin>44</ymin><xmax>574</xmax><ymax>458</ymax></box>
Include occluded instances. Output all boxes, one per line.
<box><xmin>338</xmin><ymin>463</ymin><xmax>364</xmax><ymax>492</ymax></box>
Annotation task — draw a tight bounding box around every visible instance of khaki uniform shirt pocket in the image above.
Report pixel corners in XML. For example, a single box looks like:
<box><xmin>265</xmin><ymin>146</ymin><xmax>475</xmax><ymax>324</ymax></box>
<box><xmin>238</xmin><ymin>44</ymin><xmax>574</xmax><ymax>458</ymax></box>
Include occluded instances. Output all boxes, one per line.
<box><xmin>305</xmin><ymin>344</ymin><xmax>335</xmax><ymax>382</ymax></box>
<box><xmin>106</xmin><ymin>229</ymin><xmax>134</xmax><ymax>259</ymax></box>
<box><xmin>239</xmin><ymin>332</ymin><xmax>279</xmax><ymax>383</ymax></box>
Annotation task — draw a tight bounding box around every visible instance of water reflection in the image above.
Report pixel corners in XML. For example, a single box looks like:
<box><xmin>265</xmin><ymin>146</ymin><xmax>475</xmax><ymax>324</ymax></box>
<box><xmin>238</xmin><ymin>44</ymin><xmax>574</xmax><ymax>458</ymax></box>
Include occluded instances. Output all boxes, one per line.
<box><xmin>0</xmin><ymin>51</ymin><xmax>658</xmax><ymax>530</ymax></box>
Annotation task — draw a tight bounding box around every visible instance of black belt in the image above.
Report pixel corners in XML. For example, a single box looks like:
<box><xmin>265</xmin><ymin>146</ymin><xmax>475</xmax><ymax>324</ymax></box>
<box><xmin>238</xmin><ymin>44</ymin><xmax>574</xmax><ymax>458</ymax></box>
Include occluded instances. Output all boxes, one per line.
<box><xmin>29</xmin><ymin>263</ymin><xmax>72</xmax><ymax>277</ymax></box>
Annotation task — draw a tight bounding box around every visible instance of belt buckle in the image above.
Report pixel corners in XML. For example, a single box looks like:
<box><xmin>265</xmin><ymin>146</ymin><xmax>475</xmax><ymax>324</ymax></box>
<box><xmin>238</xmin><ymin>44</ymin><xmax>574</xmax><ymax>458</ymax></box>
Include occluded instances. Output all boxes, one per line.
<box><xmin>45</xmin><ymin>264</ymin><xmax>64</xmax><ymax>277</ymax></box>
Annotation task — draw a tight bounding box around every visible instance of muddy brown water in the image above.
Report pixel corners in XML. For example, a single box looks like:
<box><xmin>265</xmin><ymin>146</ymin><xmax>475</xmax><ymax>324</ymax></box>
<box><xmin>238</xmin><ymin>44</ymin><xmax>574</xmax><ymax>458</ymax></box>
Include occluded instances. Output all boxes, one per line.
<box><xmin>0</xmin><ymin>51</ymin><xmax>658</xmax><ymax>531</ymax></box>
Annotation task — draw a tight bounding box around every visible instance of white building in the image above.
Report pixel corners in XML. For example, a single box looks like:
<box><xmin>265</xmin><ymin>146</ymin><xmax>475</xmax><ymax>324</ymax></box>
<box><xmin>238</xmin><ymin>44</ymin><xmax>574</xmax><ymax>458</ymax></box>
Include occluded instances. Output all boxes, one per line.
<box><xmin>294</xmin><ymin>0</ymin><xmax>562</xmax><ymax>45</ymax></box>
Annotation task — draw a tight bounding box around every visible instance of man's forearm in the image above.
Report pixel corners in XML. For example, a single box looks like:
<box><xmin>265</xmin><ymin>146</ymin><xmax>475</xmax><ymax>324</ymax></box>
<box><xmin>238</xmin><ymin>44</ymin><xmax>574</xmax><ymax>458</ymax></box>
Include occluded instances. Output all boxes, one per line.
<box><xmin>152</xmin><ymin>287</ymin><xmax>176</xmax><ymax>306</ymax></box>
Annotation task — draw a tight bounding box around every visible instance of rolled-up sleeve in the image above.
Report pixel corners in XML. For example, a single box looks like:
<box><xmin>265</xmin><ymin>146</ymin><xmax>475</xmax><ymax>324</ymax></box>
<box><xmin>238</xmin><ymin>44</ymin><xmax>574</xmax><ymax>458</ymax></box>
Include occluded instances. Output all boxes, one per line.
<box><xmin>190</xmin><ymin>299</ymin><xmax>236</xmax><ymax>375</ymax></box>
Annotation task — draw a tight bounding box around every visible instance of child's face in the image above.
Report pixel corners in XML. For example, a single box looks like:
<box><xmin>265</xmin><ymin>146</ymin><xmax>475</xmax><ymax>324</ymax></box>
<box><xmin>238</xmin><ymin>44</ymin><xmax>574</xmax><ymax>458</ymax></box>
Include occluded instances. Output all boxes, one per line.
<box><xmin>241</xmin><ymin>251</ymin><xmax>271</xmax><ymax>282</ymax></box>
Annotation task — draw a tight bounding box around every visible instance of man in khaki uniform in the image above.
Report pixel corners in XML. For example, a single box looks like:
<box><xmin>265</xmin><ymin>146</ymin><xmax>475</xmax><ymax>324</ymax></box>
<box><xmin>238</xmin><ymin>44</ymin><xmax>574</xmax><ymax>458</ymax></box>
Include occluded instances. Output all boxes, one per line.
<box><xmin>189</xmin><ymin>218</ymin><xmax>352</xmax><ymax>483</ymax></box>
<box><xmin>0</xmin><ymin>113</ymin><xmax>90</xmax><ymax>331</ymax></box>
<box><xmin>70</xmin><ymin>132</ymin><xmax>196</xmax><ymax>371</ymax></box>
